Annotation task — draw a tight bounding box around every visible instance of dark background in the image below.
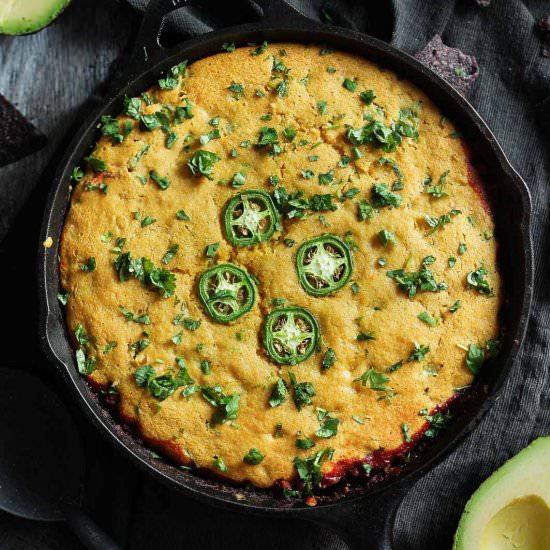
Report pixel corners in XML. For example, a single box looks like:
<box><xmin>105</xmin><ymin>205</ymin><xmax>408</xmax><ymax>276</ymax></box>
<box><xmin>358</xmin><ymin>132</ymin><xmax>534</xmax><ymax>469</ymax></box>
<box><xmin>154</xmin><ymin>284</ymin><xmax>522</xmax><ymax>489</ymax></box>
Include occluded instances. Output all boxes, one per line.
<box><xmin>0</xmin><ymin>0</ymin><xmax>549</xmax><ymax>548</ymax></box>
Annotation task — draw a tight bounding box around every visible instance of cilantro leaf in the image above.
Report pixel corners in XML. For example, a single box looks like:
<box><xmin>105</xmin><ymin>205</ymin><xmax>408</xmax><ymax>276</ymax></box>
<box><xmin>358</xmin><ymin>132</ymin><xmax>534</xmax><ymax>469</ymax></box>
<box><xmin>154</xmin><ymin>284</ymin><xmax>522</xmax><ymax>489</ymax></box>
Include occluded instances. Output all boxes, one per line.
<box><xmin>243</xmin><ymin>448</ymin><xmax>264</xmax><ymax>465</ymax></box>
<box><xmin>407</xmin><ymin>343</ymin><xmax>430</xmax><ymax>362</ymax></box>
<box><xmin>466</xmin><ymin>343</ymin><xmax>485</xmax><ymax>374</ymax></box>
<box><xmin>321</xmin><ymin>348</ymin><xmax>336</xmax><ymax>370</ymax></box>
<box><xmin>314</xmin><ymin>416</ymin><xmax>339</xmax><ymax>438</ymax></box>
<box><xmin>187</xmin><ymin>150</ymin><xmax>220</xmax><ymax>179</ymax></box>
<box><xmin>289</xmin><ymin>371</ymin><xmax>315</xmax><ymax>411</ymax></box>
<box><xmin>200</xmin><ymin>385</ymin><xmax>240</xmax><ymax>424</ymax></box>
<box><xmin>353</xmin><ymin>368</ymin><xmax>391</xmax><ymax>391</ymax></box>
<box><xmin>269</xmin><ymin>377</ymin><xmax>288</xmax><ymax>407</ymax></box>
<box><xmin>293</xmin><ymin>447</ymin><xmax>334</xmax><ymax>495</ymax></box>
<box><xmin>466</xmin><ymin>267</ymin><xmax>494</xmax><ymax>296</ymax></box>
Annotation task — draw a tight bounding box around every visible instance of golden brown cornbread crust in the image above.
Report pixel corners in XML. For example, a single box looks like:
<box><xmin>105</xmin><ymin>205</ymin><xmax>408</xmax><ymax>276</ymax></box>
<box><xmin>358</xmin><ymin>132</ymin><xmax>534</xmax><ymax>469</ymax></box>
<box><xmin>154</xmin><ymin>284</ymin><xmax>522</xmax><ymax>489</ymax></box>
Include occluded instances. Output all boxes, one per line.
<box><xmin>59</xmin><ymin>43</ymin><xmax>501</xmax><ymax>489</ymax></box>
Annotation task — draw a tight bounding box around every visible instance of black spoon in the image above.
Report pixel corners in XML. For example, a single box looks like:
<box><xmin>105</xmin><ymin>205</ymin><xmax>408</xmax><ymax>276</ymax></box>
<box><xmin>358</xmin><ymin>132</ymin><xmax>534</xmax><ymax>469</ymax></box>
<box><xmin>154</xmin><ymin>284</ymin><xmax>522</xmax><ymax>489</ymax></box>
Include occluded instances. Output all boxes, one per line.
<box><xmin>0</xmin><ymin>368</ymin><xmax>120</xmax><ymax>549</ymax></box>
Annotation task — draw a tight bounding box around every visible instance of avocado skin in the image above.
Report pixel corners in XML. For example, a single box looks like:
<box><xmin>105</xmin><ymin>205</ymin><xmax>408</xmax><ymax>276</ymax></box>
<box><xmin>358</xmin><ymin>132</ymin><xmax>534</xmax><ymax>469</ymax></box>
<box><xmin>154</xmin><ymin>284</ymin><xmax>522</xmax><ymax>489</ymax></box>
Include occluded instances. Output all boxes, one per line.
<box><xmin>453</xmin><ymin>436</ymin><xmax>550</xmax><ymax>550</ymax></box>
<box><xmin>0</xmin><ymin>0</ymin><xmax>71</xmax><ymax>36</ymax></box>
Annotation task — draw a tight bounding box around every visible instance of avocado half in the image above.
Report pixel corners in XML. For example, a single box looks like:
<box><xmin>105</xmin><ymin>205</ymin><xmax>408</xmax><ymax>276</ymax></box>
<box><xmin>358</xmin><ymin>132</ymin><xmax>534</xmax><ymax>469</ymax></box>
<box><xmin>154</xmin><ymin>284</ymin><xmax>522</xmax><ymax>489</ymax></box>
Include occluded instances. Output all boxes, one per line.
<box><xmin>454</xmin><ymin>437</ymin><xmax>550</xmax><ymax>550</ymax></box>
<box><xmin>0</xmin><ymin>0</ymin><xmax>71</xmax><ymax>36</ymax></box>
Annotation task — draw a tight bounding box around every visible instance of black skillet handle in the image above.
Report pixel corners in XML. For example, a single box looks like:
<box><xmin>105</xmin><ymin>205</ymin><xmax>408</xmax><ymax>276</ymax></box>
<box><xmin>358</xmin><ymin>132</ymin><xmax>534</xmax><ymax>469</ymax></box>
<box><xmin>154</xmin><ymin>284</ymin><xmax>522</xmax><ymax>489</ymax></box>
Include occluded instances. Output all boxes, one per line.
<box><xmin>124</xmin><ymin>0</ymin><xmax>316</xmax><ymax>77</ymax></box>
<box><xmin>63</xmin><ymin>505</ymin><xmax>121</xmax><ymax>550</ymax></box>
<box><xmin>304</xmin><ymin>476</ymin><xmax>418</xmax><ymax>550</ymax></box>
<box><xmin>125</xmin><ymin>0</ymin><xmax>191</xmax><ymax>76</ymax></box>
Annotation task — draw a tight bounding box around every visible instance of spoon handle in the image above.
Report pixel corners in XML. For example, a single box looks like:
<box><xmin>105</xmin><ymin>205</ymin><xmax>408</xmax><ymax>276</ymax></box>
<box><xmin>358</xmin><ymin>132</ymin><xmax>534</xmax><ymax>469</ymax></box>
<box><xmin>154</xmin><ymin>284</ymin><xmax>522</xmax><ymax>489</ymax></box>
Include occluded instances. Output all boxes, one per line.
<box><xmin>64</xmin><ymin>506</ymin><xmax>121</xmax><ymax>550</ymax></box>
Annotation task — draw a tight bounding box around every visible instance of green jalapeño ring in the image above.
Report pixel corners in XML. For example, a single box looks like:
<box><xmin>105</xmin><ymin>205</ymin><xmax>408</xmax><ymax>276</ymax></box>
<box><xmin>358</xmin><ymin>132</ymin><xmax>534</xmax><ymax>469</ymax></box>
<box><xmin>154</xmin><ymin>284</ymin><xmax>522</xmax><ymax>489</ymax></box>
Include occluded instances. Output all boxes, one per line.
<box><xmin>296</xmin><ymin>235</ymin><xmax>353</xmax><ymax>296</ymax></box>
<box><xmin>197</xmin><ymin>263</ymin><xmax>256</xmax><ymax>323</ymax></box>
<box><xmin>263</xmin><ymin>307</ymin><xmax>320</xmax><ymax>365</ymax></box>
<box><xmin>223</xmin><ymin>190</ymin><xmax>279</xmax><ymax>247</ymax></box>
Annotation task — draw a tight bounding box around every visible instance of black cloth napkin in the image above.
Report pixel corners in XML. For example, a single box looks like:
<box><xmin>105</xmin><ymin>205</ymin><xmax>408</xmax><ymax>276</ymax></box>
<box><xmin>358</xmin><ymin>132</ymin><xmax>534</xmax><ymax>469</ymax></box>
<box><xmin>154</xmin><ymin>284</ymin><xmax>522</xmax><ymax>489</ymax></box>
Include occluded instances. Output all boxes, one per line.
<box><xmin>122</xmin><ymin>1</ymin><xmax>550</xmax><ymax>547</ymax></box>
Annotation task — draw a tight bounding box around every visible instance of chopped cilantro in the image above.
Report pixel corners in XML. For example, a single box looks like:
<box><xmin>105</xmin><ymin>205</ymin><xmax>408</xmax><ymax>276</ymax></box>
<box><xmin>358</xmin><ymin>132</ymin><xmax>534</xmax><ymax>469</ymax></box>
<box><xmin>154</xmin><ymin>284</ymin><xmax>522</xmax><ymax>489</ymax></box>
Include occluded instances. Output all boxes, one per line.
<box><xmin>371</xmin><ymin>183</ymin><xmax>401</xmax><ymax>208</ymax></box>
<box><xmin>449</xmin><ymin>300</ymin><xmax>462</xmax><ymax>312</ymax></box>
<box><xmin>418</xmin><ymin>311</ymin><xmax>437</xmax><ymax>326</ymax></box>
<box><xmin>228</xmin><ymin>82</ymin><xmax>245</xmax><ymax>99</ymax></box>
<box><xmin>205</xmin><ymin>242</ymin><xmax>220</xmax><ymax>258</ymax></box>
<box><xmin>162</xmin><ymin>244</ymin><xmax>179</xmax><ymax>265</ymax></box>
<box><xmin>387</xmin><ymin>257</ymin><xmax>447</xmax><ymax>298</ymax></box>
<box><xmin>114</xmin><ymin>252</ymin><xmax>176</xmax><ymax>297</ymax></box>
<box><xmin>269</xmin><ymin>378</ymin><xmax>288</xmax><ymax>407</ymax></box>
<box><xmin>212</xmin><ymin>456</ymin><xmax>227</xmax><ymax>472</ymax></box>
<box><xmin>119</xmin><ymin>305</ymin><xmax>150</xmax><ymax>325</ymax></box>
<box><xmin>80</xmin><ymin>257</ymin><xmax>96</xmax><ymax>272</ymax></box>
<box><xmin>296</xmin><ymin>436</ymin><xmax>315</xmax><ymax>449</ymax></box>
<box><xmin>407</xmin><ymin>343</ymin><xmax>430</xmax><ymax>362</ymax></box>
<box><xmin>424</xmin><ymin>170</ymin><xmax>449</xmax><ymax>198</ymax></box>
<box><xmin>200</xmin><ymin>385</ymin><xmax>240</xmax><ymax>424</ymax></box>
<box><xmin>221</xmin><ymin>42</ymin><xmax>236</xmax><ymax>53</ymax></box>
<box><xmin>251</xmin><ymin>41</ymin><xmax>268</xmax><ymax>56</ymax></box>
<box><xmin>321</xmin><ymin>348</ymin><xmax>336</xmax><ymax>370</ymax></box>
<box><xmin>256</xmin><ymin>126</ymin><xmax>279</xmax><ymax>147</ymax></box>
<box><xmin>200</xmin><ymin>359</ymin><xmax>211</xmax><ymax>375</ymax></box>
<box><xmin>467</xmin><ymin>267</ymin><xmax>494</xmax><ymax>295</ymax></box>
<box><xmin>378</xmin><ymin>229</ymin><xmax>396</xmax><ymax>248</ymax></box>
<box><xmin>282</xmin><ymin>127</ymin><xmax>297</xmax><ymax>142</ymax></box>
<box><xmin>425</xmin><ymin>209</ymin><xmax>461</xmax><ymax>235</ymax></box>
<box><xmin>353</xmin><ymin>368</ymin><xmax>391</xmax><ymax>391</ymax></box>
<box><xmin>401</xmin><ymin>423</ymin><xmax>412</xmax><ymax>442</ymax></box>
<box><xmin>128</xmin><ymin>144</ymin><xmax>150</xmax><ymax>171</ymax></box>
<box><xmin>359</xmin><ymin>90</ymin><xmax>376</xmax><ymax>104</ymax></box>
<box><xmin>465</xmin><ymin>343</ymin><xmax>485</xmax><ymax>374</ymax></box>
<box><xmin>293</xmin><ymin>447</ymin><xmax>334</xmax><ymax>495</ymax></box>
<box><xmin>243</xmin><ymin>448</ymin><xmax>264</xmax><ymax>465</ymax></box>
<box><xmin>289</xmin><ymin>371</ymin><xmax>315</xmax><ymax>411</ymax></box>
<box><xmin>318</xmin><ymin>170</ymin><xmax>334</xmax><ymax>185</ymax></box>
<box><xmin>84</xmin><ymin>155</ymin><xmax>107</xmax><ymax>173</ymax></box>
<box><xmin>102</xmin><ymin>341</ymin><xmax>117</xmax><ymax>354</ymax></box>
<box><xmin>343</xmin><ymin>78</ymin><xmax>358</xmax><ymax>92</ymax></box>
<box><xmin>100</xmin><ymin>115</ymin><xmax>131</xmax><ymax>144</ymax></box>
<box><xmin>187</xmin><ymin>150</ymin><xmax>220</xmax><ymax>179</ymax></box>
<box><xmin>123</xmin><ymin>96</ymin><xmax>141</xmax><ymax>119</ymax></box>
<box><xmin>231</xmin><ymin>171</ymin><xmax>246</xmax><ymax>188</ymax></box>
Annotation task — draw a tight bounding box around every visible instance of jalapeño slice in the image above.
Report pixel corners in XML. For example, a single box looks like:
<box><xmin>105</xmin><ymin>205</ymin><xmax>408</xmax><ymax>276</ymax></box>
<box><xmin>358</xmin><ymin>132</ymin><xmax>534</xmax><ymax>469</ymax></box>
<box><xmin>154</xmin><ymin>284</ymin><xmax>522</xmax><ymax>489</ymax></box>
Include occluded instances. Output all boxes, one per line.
<box><xmin>223</xmin><ymin>190</ymin><xmax>279</xmax><ymax>247</ymax></box>
<box><xmin>263</xmin><ymin>307</ymin><xmax>320</xmax><ymax>365</ymax></box>
<box><xmin>296</xmin><ymin>235</ymin><xmax>353</xmax><ymax>296</ymax></box>
<box><xmin>198</xmin><ymin>264</ymin><xmax>255</xmax><ymax>323</ymax></box>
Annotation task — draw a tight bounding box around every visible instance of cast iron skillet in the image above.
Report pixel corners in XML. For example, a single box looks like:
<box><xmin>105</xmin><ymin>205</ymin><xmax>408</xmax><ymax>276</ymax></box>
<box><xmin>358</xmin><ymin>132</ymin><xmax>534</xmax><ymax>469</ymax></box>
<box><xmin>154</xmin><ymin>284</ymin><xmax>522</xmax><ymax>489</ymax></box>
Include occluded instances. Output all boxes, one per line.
<box><xmin>38</xmin><ymin>0</ymin><xmax>534</xmax><ymax>547</ymax></box>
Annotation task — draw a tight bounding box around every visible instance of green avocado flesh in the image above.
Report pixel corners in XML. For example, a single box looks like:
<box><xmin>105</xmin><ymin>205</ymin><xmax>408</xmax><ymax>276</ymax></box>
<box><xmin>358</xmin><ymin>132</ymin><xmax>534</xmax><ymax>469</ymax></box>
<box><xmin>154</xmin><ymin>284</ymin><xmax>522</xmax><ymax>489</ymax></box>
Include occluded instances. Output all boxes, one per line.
<box><xmin>0</xmin><ymin>0</ymin><xmax>71</xmax><ymax>35</ymax></box>
<box><xmin>454</xmin><ymin>437</ymin><xmax>550</xmax><ymax>550</ymax></box>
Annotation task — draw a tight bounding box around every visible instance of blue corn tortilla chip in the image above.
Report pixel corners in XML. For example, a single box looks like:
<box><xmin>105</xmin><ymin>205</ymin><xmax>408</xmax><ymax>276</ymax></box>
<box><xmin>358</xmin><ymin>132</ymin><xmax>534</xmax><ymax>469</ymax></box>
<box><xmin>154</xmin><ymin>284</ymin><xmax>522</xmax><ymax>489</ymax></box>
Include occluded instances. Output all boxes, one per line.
<box><xmin>415</xmin><ymin>35</ymin><xmax>479</xmax><ymax>96</ymax></box>
<box><xmin>536</xmin><ymin>15</ymin><xmax>550</xmax><ymax>58</ymax></box>
<box><xmin>0</xmin><ymin>94</ymin><xmax>46</xmax><ymax>168</ymax></box>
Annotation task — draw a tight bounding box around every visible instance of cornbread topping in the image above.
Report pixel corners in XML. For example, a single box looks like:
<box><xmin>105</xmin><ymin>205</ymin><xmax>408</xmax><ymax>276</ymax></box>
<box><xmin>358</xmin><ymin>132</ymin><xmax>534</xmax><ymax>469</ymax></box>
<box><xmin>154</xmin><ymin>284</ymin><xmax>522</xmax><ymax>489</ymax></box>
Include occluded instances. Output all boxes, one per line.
<box><xmin>59</xmin><ymin>42</ymin><xmax>501</xmax><ymax>497</ymax></box>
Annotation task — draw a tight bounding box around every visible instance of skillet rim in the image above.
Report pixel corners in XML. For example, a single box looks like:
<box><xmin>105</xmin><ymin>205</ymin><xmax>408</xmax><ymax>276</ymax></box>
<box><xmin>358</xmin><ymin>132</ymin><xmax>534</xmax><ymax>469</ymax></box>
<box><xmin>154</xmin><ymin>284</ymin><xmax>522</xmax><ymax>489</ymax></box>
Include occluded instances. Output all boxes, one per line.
<box><xmin>37</xmin><ymin>20</ymin><xmax>534</xmax><ymax>516</ymax></box>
